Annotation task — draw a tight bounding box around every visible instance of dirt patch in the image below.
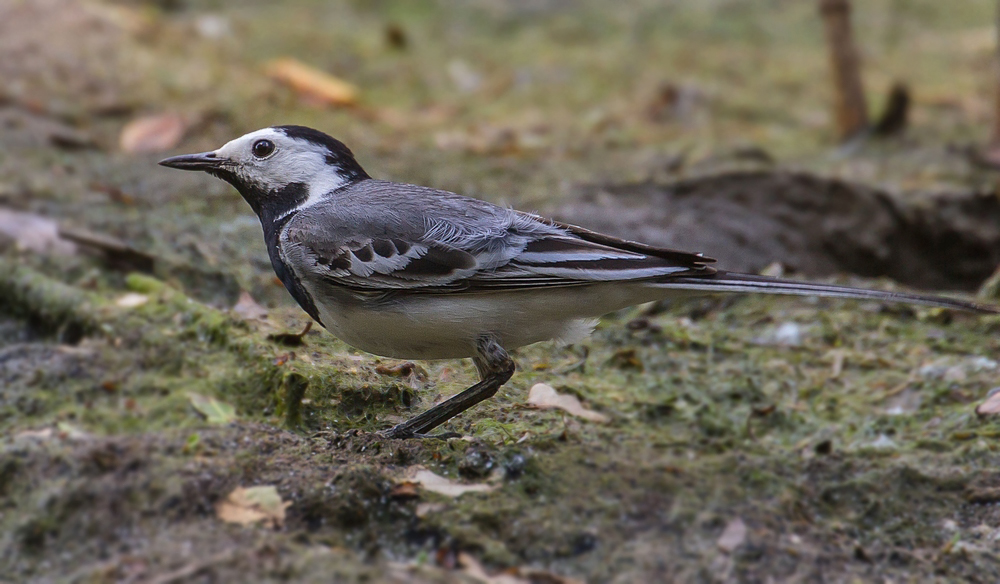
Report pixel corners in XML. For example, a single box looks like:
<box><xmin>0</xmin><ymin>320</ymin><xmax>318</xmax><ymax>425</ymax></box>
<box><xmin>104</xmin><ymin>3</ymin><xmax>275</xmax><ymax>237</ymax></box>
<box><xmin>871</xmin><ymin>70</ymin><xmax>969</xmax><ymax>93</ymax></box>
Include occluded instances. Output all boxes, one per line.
<box><xmin>555</xmin><ymin>171</ymin><xmax>1000</xmax><ymax>291</ymax></box>
<box><xmin>0</xmin><ymin>0</ymin><xmax>148</xmax><ymax>116</ymax></box>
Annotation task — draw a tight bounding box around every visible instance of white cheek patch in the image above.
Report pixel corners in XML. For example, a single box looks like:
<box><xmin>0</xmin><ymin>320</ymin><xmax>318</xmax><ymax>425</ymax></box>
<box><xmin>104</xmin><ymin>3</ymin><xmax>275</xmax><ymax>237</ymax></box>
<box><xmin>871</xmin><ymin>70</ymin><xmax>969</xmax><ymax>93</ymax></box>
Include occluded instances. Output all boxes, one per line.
<box><xmin>216</xmin><ymin>128</ymin><xmax>352</xmax><ymax>218</ymax></box>
<box><xmin>267</xmin><ymin>146</ymin><xmax>351</xmax><ymax>221</ymax></box>
<box><xmin>264</xmin><ymin>147</ymin><xmax>349</xmax><ymax>197</ymax></box>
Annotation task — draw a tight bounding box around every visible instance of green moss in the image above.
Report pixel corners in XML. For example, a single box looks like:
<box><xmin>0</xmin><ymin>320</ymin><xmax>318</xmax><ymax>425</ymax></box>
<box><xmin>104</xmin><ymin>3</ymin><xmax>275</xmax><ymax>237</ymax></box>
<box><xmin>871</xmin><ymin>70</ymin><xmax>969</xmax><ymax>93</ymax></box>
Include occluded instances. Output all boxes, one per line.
<box><xmin>5</xmin><ymin>0</ymin><xmax>1000</xmax><ymax>580</ymax></box>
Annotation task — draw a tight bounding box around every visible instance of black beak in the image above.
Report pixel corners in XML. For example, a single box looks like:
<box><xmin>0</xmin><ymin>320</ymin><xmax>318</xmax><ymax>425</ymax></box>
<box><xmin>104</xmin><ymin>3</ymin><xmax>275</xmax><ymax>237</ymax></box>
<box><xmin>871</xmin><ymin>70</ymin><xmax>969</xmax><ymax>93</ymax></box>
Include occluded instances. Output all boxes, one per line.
<box><xmin>158</xmin><ymin>151</ymin><xmax>223</xmax><ymax>171</ymax></box>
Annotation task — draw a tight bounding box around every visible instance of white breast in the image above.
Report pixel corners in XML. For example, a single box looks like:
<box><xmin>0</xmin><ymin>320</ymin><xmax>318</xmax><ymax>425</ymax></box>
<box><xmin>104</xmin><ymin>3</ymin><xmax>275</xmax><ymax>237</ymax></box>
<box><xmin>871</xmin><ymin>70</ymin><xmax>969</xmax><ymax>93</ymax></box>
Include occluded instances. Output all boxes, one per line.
<box><xmin>299</xmin><ymin>278</ymin><xmax>660</xmax><ymax>360</ymax></box>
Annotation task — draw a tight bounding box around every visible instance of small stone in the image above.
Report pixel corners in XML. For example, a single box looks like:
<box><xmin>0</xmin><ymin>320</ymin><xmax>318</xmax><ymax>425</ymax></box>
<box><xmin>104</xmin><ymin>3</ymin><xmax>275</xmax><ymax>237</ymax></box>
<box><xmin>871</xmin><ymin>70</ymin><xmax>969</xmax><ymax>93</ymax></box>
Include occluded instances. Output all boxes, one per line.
<box><xmin>115</xmin><ymin>293</ymin><xmax>148</xmax><ymax>308</ymax></box>
<box><xmin>754</xmin><ymin>322</ymin><xmax>804</xmax><ymax>346</ymax></box>
<box><xmin>869</xmin><ymin>434</ymin><xmax>897</xmax><ymax>450</ymax></box>
<box><xmin>976</xmin><ymin>389</ymin><xmax>1000</xmax><ymax>417</ymax></box>
<box><xmin>717</xmin><ymin>517</ymin><xmax>747</xmax><ymax>553</ymax></box>
<box><xmin>447</xmin><ymin>60</ymin><xmax>482</xmax><ymax>94</ymax></box>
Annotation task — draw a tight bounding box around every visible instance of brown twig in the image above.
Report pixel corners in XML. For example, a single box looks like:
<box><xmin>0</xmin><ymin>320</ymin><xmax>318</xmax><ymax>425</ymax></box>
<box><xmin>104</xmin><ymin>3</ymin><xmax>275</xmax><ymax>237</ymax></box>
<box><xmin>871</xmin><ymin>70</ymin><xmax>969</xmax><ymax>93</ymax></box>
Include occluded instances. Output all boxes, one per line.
<box><xmin>872</xmin><ymin>82</ymin><xmax>910</xmax><ymax>137</ymax></box>
<box><xmin>820</xmin><ymin>0</ymin><xmax>869</xmax><ymax>142</ymax></box>
<box><xmin>993</xmin><ymin>0</ymin><xmax>1000</xmax><ymax>145</ymax></box>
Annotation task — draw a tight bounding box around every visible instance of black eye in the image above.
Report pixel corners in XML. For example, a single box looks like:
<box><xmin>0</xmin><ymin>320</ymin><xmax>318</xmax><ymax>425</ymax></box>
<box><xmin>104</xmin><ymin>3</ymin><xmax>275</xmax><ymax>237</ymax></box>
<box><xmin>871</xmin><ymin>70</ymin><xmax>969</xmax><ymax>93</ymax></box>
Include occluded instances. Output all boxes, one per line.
<box><xmin>252</xmin><ymin>139</ymin><xmax>275</xmax><ymax>158</ymax></box>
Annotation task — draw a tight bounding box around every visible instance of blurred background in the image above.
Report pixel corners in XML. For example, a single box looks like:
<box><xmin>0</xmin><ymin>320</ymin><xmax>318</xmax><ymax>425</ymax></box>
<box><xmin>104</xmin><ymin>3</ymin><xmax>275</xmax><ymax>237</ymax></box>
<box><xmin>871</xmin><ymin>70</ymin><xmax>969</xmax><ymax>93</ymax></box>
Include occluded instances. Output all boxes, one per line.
<box><xmin>6</xmin><ymin>1</ymin><xmax>1000</xmax><ymax>582</ymax></box>
<box><xmin>5</xmin><ymin>0</ymin><xmax>1000</xmax><ymax>308</ymax></box>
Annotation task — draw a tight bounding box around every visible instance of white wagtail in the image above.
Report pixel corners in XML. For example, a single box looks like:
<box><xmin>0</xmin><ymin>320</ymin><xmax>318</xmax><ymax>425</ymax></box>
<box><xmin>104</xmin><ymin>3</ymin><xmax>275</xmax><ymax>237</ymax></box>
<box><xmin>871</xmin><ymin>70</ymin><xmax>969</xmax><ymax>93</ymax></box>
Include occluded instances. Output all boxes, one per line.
<box><xmin>160</xmin><ymin>125</ymin><xmax>997</xmax><ymax>439</ymax></box>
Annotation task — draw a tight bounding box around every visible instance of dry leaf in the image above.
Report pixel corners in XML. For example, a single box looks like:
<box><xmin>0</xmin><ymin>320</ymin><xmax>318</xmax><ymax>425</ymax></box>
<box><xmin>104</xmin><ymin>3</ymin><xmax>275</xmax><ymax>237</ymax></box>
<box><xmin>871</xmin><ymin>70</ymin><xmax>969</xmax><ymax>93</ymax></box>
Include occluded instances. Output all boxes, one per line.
<box><xmin>15</xmin><ymin>424</ymin><xmax>90</xmax><ymax>442</ymax></box>
<box><xmin>389</xmin><ymin>481</ymin><xmax>420</xmax><ymax>500</ymax></box>
<box><xmin>119</xmin><ymin>112</ymin><xmax>187</xmax><ymax>153</ymax></box>
<box><xmin>717</xmin><ymin>517</ymin><xmax>747</xmax><ymax>553</ymax></box>
<box><xmin>264</xmin><ymin>58</ymin><xmax>358</xmax><ymax>106</ymax></box>
<box><xmin>457</xmin><ymin>552</ymin><xmax>527</xmax><ymax>584</ymax></box>
<box><xmin>403</xmin><ymin>466</ymin><xmax>495</xmax><ymax>498</ymax></box>
<box><xmin>0</xmin><ymin>208</ymin><xmax>76</xmax><ymax>255</ymax></box>
<box><xmin>456</xmin><ymin>553</ymin><xmax>583</xmax><ymax>584</ymax></box>
<box><xmin>188</xmin><ymin>393</ymin><xmax>237</xmax><ymax>424</ymax></box>
<box><xmin>55</xmin><ymin>422</ymin><xmax>90</xmax><ymax>441</ymax></box>
<box><xmin>976</xmin><ymin>388</ymin><xmax>1000</xmax><ymax>416</ymax></box>
<box><xmin>14</xmin><ymin>428</ymin><xmax>55</xmax><ymax>441</ymax></box>
<box><xmin>526</xmin><ymin>383</ymin><xmax>609</xmax><ymax>423</ymax></box>
<box><xmin>231</xmin><ymin>290</ymin><xmax>268</xmax><ymax>320</ymax></box>
<box><xmin>375</xmin><ymin>361</ymin><xmax>427</xmax><ymax>379</ymax></box>
<box><xmin>216</xmin><ymin>485</ymin><xmax>290</xmax><ymax>528</ymax></box>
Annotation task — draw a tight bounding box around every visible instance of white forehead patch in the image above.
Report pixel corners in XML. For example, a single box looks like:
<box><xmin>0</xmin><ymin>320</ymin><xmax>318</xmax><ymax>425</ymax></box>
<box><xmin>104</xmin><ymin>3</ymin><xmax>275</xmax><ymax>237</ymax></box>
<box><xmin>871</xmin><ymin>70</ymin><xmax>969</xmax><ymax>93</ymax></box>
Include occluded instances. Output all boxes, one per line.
<box><xmin>215</xmin><ymin>128</ymin><xmax>350</xmax><ymax>203</ymax></box>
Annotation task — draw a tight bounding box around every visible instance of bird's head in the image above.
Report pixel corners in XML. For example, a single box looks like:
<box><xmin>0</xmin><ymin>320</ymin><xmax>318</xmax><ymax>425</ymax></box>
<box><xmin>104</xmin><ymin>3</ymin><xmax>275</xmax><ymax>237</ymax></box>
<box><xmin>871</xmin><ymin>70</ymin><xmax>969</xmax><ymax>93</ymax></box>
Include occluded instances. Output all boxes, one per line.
<box><xmin>159</xmin><ymin>125</ymin><xmax>369</xmax><ymax>219</ymax></box>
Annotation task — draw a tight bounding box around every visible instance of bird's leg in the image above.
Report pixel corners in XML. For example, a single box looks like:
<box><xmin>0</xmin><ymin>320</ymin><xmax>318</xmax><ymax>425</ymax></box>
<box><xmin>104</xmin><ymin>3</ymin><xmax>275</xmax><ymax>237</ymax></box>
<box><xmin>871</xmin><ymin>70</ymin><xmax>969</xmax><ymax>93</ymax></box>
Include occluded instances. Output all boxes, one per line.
<box><xmin>380</xmin><ymin>336</ymin><xmax>515</xmax><ymax>440</ymax></box>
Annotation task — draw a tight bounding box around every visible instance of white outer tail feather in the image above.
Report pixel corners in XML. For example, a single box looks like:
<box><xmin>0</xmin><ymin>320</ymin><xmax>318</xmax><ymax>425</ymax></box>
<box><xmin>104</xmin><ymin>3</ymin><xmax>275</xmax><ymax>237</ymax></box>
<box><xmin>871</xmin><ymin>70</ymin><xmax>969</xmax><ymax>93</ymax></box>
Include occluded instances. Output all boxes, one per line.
<box><xmin>658</xmin><ymin>272</ymin><xmax>997</xmax><ymax>314</ymax></box>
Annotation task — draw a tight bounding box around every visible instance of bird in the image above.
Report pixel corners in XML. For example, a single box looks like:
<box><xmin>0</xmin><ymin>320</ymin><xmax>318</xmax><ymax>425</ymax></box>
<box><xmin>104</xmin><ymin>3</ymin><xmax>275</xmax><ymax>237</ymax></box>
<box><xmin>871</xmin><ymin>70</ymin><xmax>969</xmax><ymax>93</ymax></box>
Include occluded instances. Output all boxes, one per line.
<box><xmin>160</xmin><ymin>125</ymin><xmax>997</xmax><ymax>439</ymax></box>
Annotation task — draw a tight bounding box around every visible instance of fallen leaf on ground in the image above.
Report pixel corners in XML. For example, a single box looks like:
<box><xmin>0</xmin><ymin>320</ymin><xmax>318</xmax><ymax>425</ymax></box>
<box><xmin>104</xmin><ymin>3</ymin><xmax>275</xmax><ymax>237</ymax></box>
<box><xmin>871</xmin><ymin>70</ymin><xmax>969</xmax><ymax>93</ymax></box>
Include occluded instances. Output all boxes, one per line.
<box><xmin>216</xmin><ymin>485</ymin><xmax>289</xmax><ymax>528</ymax></box>
<box><xmin>403</xmin><ymin>466</ymin><xmax>495</xmax><ymax>498</ymax></box>
<box><xmin>976</xmin><ymin>388</ymin><xmax>1000</xmax><ymax>416</ymax></box>
<box><xmin>231</xmin><ymin>290</ymin><xmax>268</xmax><ymax>320</ymax></box>
<box><xmin>264</xmin><ymin>58</ymin><xmax>358</xmax><ymax>106</ymax></box>
<box><xmin>457</xmin><ymin>552</ymin><xmax>526</xmax><ymax>584</ymax></box>
<box><xmin>188</xmin><ymin>393</ymin><xmax>237</xmax><ymax>424</ymax></box>
<box><xmin>455</xmin><ymin>553</ymin><xmax>584</xmax><ymax>584</ymax></box>
<box><xmin>14</xmin><ymin>428</ymin><xmax>55</xmax><ymax>441</ymax></box>
<box><xmin>15</xmin><ymin>424</ymin><xmax>90</xmax><ymax>442</ymax></box>
<box><xmin>717</xmin><ymin>517</ymin><xmax>747</xmax><ymax>552</ymax></box>
<box><xmin>375</xmin><ymin>361</ymin><xmax>427</xmax><ymax>380</ymax></box>
<box><xmin>389</xmin><ymin>481</ymin><xmax>420</xmax><ymax>500</ymax></box>
<box><xmin>0</xmin><ymin>208</ymin><xmax>76</xmax><ymax>255</ymax></box>
<box><xmin>119</xmin><ymin>112</ymin><xmax>187</xmax><ymax>153</ymax></box>
<box><xmin>56</xmin><ymin>422</ymin><xmax>90</xmax><ymax>441</ymax></box>
<box><xmin>526</xmin><ymin>383</ymin><xmax>609</xmax><ymax>423</ymax></box>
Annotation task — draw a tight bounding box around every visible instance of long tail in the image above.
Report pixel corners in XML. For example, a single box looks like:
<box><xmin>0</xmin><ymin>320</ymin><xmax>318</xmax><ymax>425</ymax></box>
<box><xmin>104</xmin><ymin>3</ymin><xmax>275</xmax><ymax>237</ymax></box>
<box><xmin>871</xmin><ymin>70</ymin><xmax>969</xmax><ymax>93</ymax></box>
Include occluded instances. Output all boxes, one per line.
<box><xmin>658</xmin><ymin>271</ymin><xmax>998</xmax><ymax>314</ymax></box>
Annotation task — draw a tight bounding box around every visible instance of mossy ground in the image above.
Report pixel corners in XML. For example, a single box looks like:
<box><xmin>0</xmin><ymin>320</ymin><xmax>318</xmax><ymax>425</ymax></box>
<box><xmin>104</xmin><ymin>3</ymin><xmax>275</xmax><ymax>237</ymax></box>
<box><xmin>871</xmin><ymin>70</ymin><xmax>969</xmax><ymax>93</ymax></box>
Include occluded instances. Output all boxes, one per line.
<box><xmin>3</xmin><ymin>1</ymin><xmax>1000</xmax><ymax>582</ymax></box>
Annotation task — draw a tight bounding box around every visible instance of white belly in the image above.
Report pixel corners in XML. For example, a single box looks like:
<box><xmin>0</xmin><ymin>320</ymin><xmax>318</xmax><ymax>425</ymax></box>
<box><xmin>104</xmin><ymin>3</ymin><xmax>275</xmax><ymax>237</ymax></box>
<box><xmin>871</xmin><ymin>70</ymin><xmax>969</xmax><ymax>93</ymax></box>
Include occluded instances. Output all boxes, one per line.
<box><xmin>303</xmin><ymin>282</ymin><xmax>660</xmax><ymax>360</ymax></box>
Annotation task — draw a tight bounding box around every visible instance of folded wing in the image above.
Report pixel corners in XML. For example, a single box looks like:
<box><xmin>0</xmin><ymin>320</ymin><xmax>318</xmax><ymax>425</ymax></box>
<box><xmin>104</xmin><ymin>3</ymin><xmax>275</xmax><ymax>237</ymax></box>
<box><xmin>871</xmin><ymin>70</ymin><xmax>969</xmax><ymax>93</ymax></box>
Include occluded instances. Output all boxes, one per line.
<box><xmin>282</xmin><ymin>209</ymin><xmax>716</xmax><ymax>293</ymax></box>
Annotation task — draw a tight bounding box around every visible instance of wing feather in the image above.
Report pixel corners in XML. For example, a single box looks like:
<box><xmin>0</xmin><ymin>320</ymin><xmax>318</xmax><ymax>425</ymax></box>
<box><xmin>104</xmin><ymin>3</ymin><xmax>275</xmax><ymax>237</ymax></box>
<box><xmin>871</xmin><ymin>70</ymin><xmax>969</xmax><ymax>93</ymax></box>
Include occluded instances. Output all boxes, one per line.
<box><xmin>281</xmin><ymin>197</ymin><xmax>715</xmax><ymax>294</ymax></box>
